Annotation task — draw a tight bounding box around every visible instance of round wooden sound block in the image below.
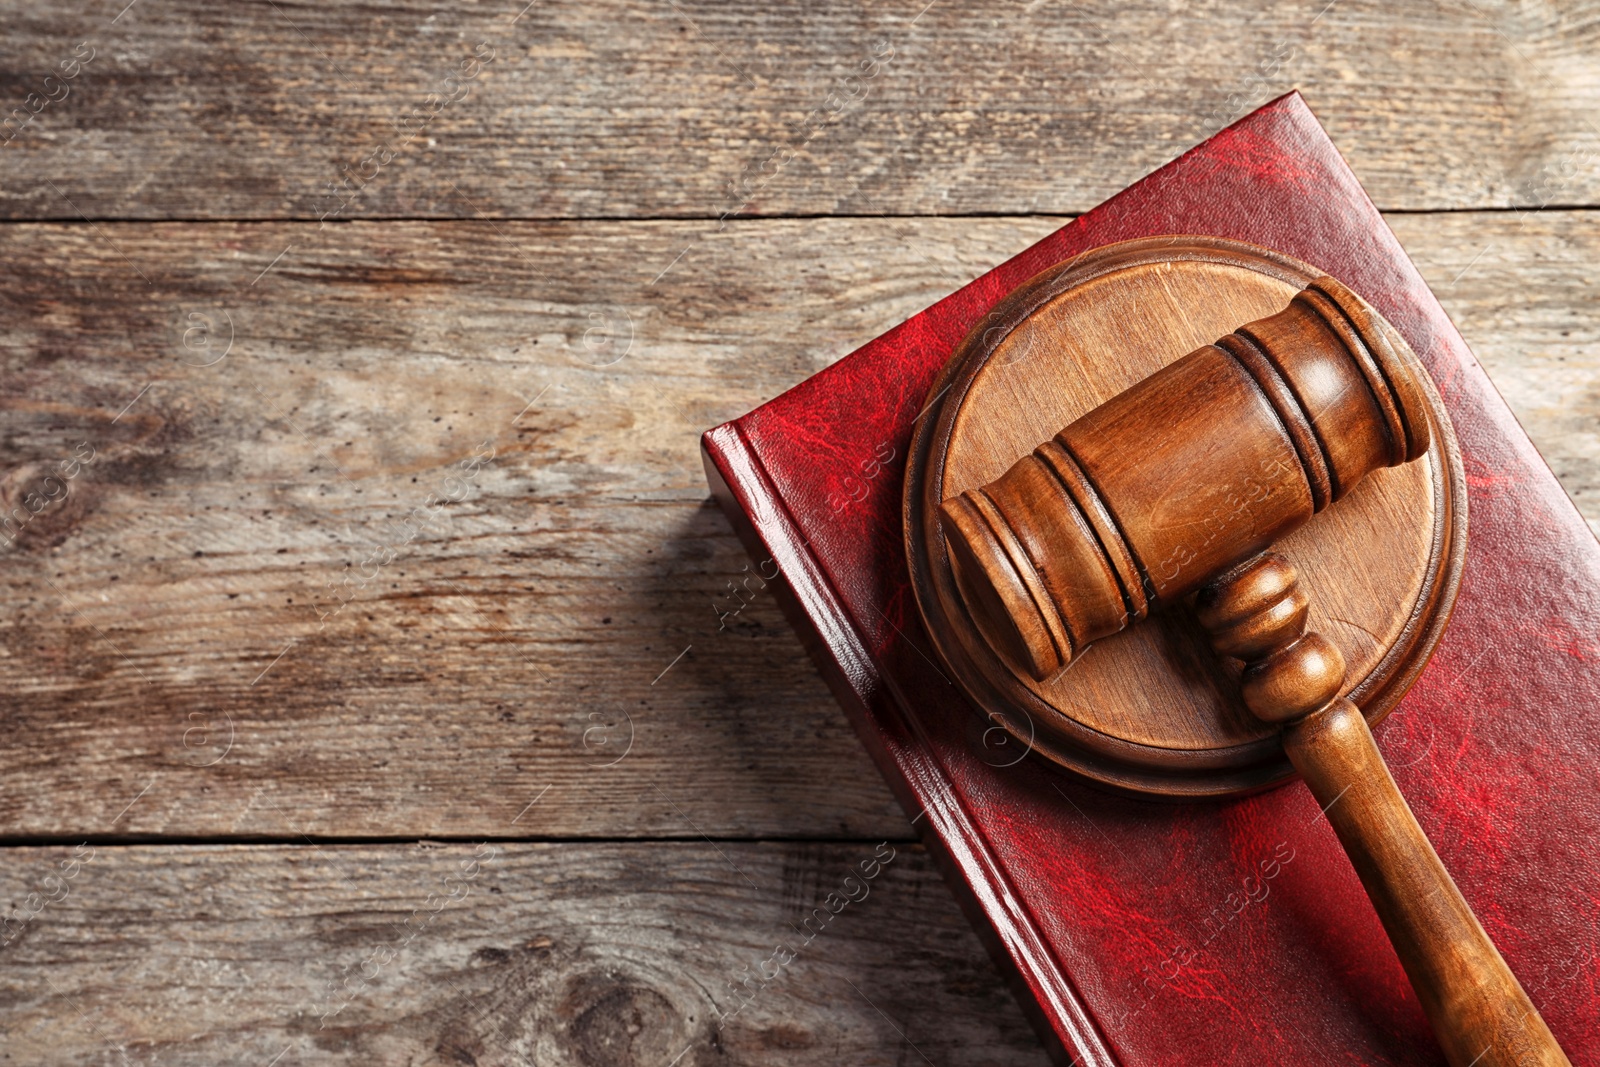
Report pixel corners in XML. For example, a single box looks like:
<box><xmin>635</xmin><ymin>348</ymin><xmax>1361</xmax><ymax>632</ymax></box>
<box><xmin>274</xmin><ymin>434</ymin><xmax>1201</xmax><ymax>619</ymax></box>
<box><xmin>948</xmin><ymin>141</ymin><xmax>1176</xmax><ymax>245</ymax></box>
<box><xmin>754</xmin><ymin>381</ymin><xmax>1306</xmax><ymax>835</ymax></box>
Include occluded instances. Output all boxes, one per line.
<box><xmin>904</xmin><ymin>236</ymin><xmax>1467</xmax><ymax>797</ymax></box>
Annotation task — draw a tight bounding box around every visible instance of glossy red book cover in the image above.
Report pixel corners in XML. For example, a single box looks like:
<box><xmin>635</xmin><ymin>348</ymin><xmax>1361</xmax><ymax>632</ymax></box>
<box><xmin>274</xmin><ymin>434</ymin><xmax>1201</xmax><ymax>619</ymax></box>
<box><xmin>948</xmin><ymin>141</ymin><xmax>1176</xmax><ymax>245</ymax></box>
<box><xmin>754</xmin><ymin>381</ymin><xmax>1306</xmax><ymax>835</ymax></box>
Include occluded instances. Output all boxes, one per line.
<box><xmin>701</xmin><ymin>93</ymin><xmax>1599</xmax><ymax>1066</ymax></box>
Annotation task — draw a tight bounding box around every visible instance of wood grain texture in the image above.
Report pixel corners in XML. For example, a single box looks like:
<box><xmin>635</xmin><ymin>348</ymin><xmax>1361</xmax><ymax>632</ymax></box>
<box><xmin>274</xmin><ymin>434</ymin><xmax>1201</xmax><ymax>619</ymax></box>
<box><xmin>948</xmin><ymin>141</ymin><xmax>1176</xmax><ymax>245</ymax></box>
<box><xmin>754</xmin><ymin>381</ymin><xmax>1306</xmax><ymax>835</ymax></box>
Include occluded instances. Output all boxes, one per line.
<box><xmin>1390</xmin><ymin>210</ymin><xmax>1600</xmax><ymax>539</ymax></box>
<box><xmin>2</xmin><ymin>0</ymin><xmax>1600</xmax><ymax>219</ymax></box>
<box><xmin>2</xmin><ymin>17</ymin><xmax>1596</xmax><ymax>1060</ymax></box>
<box><xmin>0</xmin><ymin>841</ymin><xmax>1044</xmax><ymax>1065</ymax></box>
<box><xmin>0</xmin><ymin>213</ymin><xmax>1595</xmax><ymax>839</ymax></box>
<box><xmin>0</xmin><ymin>216</ymin><xmax>1041</xmax><ymax>842</ymax></box>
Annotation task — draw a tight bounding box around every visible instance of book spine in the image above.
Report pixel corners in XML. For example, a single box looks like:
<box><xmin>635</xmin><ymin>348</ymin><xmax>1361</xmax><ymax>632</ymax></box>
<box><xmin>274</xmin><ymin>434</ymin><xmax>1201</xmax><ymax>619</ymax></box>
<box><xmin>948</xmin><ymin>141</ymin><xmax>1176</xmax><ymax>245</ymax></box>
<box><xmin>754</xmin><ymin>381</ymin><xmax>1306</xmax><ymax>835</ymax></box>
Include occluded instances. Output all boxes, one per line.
<box><xmin>701</xmin><ymin>421</ymin><xmax>1121</xmax><ymax>1067</ymax></box>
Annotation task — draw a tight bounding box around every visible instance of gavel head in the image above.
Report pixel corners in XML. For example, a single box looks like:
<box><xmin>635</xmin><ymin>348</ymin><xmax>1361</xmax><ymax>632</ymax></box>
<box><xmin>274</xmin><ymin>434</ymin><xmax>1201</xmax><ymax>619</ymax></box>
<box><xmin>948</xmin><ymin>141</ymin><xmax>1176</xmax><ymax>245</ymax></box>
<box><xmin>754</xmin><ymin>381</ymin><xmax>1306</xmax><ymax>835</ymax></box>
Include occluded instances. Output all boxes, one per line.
<box><xmin>940</xmin><ymin>276</ymin><xmax>1433</xmax><ymax>681</ymax></box>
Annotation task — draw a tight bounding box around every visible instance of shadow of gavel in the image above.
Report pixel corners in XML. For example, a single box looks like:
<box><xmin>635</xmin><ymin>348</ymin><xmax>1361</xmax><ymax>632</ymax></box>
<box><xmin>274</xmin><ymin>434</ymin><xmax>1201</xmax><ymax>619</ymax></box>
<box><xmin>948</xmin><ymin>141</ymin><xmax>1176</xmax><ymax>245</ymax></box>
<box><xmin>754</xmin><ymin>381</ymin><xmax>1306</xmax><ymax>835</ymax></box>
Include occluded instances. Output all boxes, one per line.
<box><xmin>941</xmin><ymin>277</ymin><xmax>1570</xmax><ymax>1067</ymax></box>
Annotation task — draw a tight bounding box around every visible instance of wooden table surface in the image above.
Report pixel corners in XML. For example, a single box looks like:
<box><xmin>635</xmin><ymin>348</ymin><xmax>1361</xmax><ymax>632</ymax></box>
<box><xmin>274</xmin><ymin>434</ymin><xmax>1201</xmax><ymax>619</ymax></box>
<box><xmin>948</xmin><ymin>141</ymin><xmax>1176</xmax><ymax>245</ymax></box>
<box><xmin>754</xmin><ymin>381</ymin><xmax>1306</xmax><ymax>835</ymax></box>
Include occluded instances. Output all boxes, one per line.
<box><xmin>1</xmin><ymin>2</ymin><xmax>1596</xmax><ymax>1063</ymax></box>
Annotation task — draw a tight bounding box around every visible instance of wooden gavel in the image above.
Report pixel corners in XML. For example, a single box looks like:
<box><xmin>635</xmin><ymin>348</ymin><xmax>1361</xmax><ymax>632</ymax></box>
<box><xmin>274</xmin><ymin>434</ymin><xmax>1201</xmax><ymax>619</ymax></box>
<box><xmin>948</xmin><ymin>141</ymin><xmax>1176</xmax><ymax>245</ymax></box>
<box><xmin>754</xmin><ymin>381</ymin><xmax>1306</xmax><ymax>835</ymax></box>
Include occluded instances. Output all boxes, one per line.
<box><xmin>941</xmin><ymin>277</ymin><xmax>1570</xmax><ymax>1067</ymax></box>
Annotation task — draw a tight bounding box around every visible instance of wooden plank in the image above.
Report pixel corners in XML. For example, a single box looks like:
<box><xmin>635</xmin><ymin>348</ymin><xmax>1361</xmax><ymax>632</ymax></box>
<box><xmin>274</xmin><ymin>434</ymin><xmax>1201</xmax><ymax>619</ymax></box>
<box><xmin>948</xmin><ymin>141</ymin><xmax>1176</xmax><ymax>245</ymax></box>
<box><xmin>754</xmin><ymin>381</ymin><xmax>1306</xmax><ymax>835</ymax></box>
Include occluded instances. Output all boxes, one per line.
<box><xmin>0</xmin><ymin>215</ymin><xmax>1048</xmax><ymax>841</ymax></box>
<box><xmin>2</xmin><ymin>0</ymin><xmax>1599</xmax><ymax>219</ymax></box>
<box><xmin>0</xmin><ymin>212</ymin><xmax>1595</xmax><ymax>840</ymax></box>
<box><xmin>0</xmin><ymin>840</ymin><xmax>1046</xmax><ymax>1064</ymax></box>
<box><xmin>1389</xmin><ymin>210</ymin><xmax>1600</xmax><ymax>538</ymax></box>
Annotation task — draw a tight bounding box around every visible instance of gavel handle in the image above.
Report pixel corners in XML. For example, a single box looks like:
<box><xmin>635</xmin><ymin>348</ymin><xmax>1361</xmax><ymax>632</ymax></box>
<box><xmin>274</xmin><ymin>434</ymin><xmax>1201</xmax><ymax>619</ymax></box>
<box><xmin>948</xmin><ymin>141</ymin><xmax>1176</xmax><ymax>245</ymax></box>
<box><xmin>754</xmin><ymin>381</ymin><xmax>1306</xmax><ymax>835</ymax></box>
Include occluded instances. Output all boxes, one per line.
<box><xmin>1285</xmin><ymin>699</ymin><xmax>1567</xmax><ymax>1067</ymax></box>
<box><xmin>1197</xmin><ymin>554</ymin><xmax>1570</xmax><ymax>1067</ymax></box>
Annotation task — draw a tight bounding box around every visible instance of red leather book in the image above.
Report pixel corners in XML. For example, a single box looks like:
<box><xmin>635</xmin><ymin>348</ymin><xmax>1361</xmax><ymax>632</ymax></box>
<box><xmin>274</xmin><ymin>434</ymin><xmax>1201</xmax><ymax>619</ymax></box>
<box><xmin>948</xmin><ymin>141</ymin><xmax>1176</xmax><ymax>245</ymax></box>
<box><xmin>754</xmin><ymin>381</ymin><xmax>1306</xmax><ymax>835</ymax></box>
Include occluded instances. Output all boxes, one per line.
<box><xmin>702</xmin><ymin>93</ymin><xmax>1599</xmax><ymax>1066</ymax></box>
